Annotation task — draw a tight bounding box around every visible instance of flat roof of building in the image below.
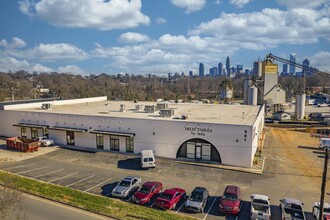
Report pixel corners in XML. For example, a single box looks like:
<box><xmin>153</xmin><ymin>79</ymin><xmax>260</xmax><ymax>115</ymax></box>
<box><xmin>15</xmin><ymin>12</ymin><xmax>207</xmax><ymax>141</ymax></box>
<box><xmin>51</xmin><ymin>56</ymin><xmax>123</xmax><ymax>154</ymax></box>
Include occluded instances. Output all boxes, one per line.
<box><xmin>8</xmin><ymin>99</ymin><xmax>262</xmax><ymax>126</ymax></box>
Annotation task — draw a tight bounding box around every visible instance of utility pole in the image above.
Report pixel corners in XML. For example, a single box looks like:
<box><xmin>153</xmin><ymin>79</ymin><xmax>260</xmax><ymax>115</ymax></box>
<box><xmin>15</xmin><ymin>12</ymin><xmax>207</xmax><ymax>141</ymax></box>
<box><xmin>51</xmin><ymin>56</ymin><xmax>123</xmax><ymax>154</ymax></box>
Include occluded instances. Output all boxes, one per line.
<box><xmin>319</xmin><ymin>147</ymin><xmax>329</xmax><ymax>220</ymax></box>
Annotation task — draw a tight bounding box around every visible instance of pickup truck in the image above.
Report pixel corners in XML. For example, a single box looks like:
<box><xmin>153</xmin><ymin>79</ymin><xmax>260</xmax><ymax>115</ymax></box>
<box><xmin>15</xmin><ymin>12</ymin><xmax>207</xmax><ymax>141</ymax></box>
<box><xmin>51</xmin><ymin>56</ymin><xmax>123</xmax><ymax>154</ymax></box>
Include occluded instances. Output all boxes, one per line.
<box><xmin>36</xmin><ymin>137</ymin><xmax>54</xmax><ymax>147</ymax></box>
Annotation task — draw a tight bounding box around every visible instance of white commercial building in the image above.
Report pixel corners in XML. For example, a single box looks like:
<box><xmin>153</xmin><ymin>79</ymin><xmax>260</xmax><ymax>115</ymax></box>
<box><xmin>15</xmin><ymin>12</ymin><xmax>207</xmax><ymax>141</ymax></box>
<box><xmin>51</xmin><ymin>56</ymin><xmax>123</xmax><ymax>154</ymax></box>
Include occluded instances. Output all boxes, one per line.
<box><xmin>0</xmin><ymin>96</ymin><xmax>265</xmax><ymax>168</ymax></box>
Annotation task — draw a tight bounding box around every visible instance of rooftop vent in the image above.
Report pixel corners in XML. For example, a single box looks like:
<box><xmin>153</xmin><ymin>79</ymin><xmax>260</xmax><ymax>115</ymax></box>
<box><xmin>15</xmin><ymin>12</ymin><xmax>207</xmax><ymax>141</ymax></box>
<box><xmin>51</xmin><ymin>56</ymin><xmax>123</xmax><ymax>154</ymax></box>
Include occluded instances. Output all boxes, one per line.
<box><xmin>157</xmin><ymin>103</ymin><xmax>168</xmax><ymax>110</ymax></box>
<box><xmin>144</xmin><ymin>105</ymin><xmax>156</xmax><ymax>113</ymax></box>
<box><xmin>120</xmin><ymin>104</ymin><xmax>126</xmax><ymax>112</ymax></box>
<box><xmin>41</xmin><ymin>103</ymin><xmax>52</xmax><ymax>110</ymax></box>
<box><xmin>160</xmin><ymin>109</ymin><xmax>174</xmax><ymax>117</ymax></box>
<box><xmin>135</xmin><ymin>104</ymin><xmax>144</xmax><ymax>111</ymax></box>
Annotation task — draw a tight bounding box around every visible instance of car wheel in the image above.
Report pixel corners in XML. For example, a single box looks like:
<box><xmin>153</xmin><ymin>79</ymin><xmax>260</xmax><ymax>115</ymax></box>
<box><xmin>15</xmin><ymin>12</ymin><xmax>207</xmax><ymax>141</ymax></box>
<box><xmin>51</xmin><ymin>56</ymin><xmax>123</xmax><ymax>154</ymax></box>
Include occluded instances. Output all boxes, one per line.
<box><xmin>41</xmin><ymin>143</ymin><xmax>45</xmax><ymax>147</ymax></box>
<box><xmin>172</xmin><ymin>203</ymin><xmax>177</xmax><ymax>210</ymax></box>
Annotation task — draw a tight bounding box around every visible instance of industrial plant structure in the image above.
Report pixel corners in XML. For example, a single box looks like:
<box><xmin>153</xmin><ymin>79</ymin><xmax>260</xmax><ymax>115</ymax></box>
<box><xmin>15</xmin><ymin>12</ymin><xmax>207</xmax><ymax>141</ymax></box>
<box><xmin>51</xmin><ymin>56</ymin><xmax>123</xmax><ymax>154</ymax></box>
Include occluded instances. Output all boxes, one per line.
<box><xmin>0</xmin><ymin>96</ymin><xmax>265</xmax><ymax>168</ymax></box>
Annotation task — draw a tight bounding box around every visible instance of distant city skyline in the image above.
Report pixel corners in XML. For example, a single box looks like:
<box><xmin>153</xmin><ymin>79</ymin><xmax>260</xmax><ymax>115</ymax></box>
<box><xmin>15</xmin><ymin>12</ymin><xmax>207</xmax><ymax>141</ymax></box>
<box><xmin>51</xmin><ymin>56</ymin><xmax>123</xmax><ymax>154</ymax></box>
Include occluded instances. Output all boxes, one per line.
<box><xmin>0</xmin><ymin>0</ymin><xmax>329</xmax><ymax>75</ymax></box>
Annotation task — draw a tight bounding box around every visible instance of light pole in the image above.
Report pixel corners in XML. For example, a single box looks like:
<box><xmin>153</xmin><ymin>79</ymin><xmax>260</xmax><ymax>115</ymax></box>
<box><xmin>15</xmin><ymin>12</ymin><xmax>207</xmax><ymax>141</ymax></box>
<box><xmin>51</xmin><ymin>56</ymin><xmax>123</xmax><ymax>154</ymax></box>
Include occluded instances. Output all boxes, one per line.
<box><xmin>319</xmin><ymin>146</ymin><xmax>329</xmax><ymax>220</ymax></box>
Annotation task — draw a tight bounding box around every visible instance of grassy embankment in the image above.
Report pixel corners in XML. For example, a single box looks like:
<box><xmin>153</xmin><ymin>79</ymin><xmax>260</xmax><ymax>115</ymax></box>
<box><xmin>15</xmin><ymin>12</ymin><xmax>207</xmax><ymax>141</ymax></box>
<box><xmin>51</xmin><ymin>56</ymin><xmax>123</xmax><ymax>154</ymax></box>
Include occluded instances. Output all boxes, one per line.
<box><xmin>0</xmin><ymin>171</ymin><xmax>195</xmax><ymax>220</ymax></box>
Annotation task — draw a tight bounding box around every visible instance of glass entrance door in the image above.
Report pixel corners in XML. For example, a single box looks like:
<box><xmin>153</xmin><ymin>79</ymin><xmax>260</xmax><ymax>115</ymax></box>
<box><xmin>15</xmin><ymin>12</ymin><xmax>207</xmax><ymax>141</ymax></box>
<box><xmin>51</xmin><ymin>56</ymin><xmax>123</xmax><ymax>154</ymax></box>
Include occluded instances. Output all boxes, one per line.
<box><xmin>66</xmin><ymin>131</ymin><xmax>75</xmax><ymax>146</ymax></box>
<box><xmin>196</xmin><ymin>146</ymin><xmax>202</xmax><ymax>159</ymax></box>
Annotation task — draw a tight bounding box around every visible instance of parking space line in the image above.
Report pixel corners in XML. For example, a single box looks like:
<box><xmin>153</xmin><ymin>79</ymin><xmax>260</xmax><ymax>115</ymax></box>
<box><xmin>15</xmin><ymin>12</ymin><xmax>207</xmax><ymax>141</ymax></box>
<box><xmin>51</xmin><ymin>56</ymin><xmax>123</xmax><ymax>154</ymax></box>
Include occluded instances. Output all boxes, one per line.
<box><xmin>16</xmin><ymin>166</ymin><xmax>49</xmax><ymax>174</ymax></box>
<box><xmin>105</xmin><ymin>191</ymin><xmax>112</xmax><ymax>197</ymax></box>
<box><xmin>150</xmin><ymin>201</ymin><xmax>156</xmax><ymax>207</ymax></box>
<box><xmin>236</xmin><ymin>215</ymin><xmax>238</xmax><ymax>220</ymax></box>
<box><xmin>2</xmin><ymin>164</ymin><xmax>36</xmax><ymax>170</ymax></box>
<box><xmin>203</xmin><ymin>197</ymin><xmax>217</xmax><ymax>220</ymax></box>
<box><xmin>48</xmin><ymin>172</ymin><xmax>79</xmax><ymax>183</ymax></box>
<box><xmin>65</xmin><ymin>175</ymin><xmax>95</xmax><ymax>187</ymax></box>
<box><xmin>84</xmin><ymin>177</ymin><xmax>112</xmax><ymax>192</ymax></box>
<box><xmin>175</xmin><ymin>202</ymin><xmax>185</xmax><ymax>213</ymax></box>
<box><xmin>34</xmin><ymin>169</ymin><xmax>64</xmax><ymax>178</ymax></box>
<box><xmin>126</xmin><ymin>195</ymin><xmax>133</xmax><ymax>202</ymax></box>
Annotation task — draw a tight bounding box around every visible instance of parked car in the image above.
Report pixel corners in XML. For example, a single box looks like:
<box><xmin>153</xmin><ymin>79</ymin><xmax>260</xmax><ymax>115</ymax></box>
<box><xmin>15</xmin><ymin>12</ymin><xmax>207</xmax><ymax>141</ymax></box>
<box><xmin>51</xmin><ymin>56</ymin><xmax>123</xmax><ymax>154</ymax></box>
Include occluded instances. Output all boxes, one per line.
<box><xmin>318</xmin><ymin>102</ymin><xmax>328</xmax><ymax>107</ymax></box>
<box><xmin>312</xmin><ymin>202</ymin><xmax>330</xmax><ymax>220</ymax></box>
<box><xmin>111</xmin><ymin>176</ymin><xmax>141</xmax><ymax>198</ymax></box>
<box><xmin>36</xmin><ymin>137</ymin><xmax>54</xmax><ymax>147</ymax></box>
<box><xmin>250</xmin><ymin>194</ymin><xmax>271</xmax><ymax>220</ymax></box>
<box><xmin>219</xmin><ymin>185</ymin><xmax>242</xmax><ymax>215</ymax></box>
<box><xmin>132</xmin><ymin>181</ymin><xmax>163</xmax><ymax>205</ymax></box>
<box><xmin>155</xmin><ymin>188</ymin><xmax>186</xmax><ymax>210</ymax></box>
<box><xmin>319</xmin><ymin>138</ymin><xmax>330</xmax><ymax>150</ymax></box>
<box><xmin>279</xmin><ymin>198</ymin><xmax>306</xmax><ymax>220</ymax></box>
<box><xmin>141</xmin><ymin>150</ymin><xmax>156</xmax><ymax>169</ymax></box>
<box><xmin>185</xmin><ymin>187</ymin><xmax>209</xmax><ymax>213</ymax></box>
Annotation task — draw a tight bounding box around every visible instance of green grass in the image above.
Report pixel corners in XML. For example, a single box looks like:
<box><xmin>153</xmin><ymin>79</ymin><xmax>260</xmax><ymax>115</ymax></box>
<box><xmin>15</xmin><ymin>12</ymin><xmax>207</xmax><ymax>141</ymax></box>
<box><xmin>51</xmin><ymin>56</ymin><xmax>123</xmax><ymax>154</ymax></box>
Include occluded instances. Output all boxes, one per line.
<box><xmin>0</xmin><ymin>171</ymin><xmax>195</xmax><ymax>220</ymax></box>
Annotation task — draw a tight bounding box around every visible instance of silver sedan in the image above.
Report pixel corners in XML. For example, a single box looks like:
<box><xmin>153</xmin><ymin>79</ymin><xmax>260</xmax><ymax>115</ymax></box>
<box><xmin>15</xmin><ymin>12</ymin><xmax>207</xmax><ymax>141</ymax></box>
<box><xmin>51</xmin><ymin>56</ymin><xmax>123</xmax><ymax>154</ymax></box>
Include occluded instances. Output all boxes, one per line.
<box><xmin>111</xmin><ymin>176</ymin><xmax>142</xmax><ymax>198</ymax></box>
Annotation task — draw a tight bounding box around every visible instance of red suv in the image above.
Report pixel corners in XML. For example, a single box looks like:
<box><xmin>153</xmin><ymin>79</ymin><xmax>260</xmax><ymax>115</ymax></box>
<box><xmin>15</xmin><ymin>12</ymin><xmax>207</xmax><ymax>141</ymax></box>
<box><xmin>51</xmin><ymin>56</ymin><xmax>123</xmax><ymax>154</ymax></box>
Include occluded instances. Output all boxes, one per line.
<box><xmin>219</xmin><ymin>185</ymin><xmax>242</xmax><ymax>214</ymax></box>
<box><xmin>132</xmin><ymin>181</ymin><xmax>163</xmax><ymax>205</ymax></box>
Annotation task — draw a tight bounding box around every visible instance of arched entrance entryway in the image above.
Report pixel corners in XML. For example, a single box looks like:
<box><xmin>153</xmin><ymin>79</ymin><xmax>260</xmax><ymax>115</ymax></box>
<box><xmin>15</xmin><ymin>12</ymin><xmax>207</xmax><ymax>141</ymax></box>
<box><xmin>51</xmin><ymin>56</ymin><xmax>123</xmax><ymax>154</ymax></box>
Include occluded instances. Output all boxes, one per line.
<box><xmin>176</xmin><ymin>138</ymin><xmax>221</xmax><ymax>163</ymax></box>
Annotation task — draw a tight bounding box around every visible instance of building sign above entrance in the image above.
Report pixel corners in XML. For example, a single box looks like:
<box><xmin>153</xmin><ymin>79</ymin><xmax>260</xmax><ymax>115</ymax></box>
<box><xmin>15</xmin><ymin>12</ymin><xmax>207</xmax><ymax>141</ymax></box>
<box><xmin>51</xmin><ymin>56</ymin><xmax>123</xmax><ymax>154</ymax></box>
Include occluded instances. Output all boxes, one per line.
<box><xmin>184</xmin><ymin>126</ymin><xmax>212</xmax><ymax>136</ymax></box>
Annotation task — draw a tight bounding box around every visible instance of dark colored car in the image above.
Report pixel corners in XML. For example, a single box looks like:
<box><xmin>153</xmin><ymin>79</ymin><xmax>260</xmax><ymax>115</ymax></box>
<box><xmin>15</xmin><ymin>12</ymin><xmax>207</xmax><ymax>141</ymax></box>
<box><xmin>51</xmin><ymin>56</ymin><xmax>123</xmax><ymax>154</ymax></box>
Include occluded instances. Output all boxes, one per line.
<box><xmin>219</xmin><ymin>185</ymin><xmax>242</xmax><ymax>214</ymax></box>
<box><xmin>132</xmin><ymin>181</ymin><xmax>163</xmax><ymax>205</ymax></box>
<box><xmin>185</xmin><ymin>187</ymin><xmax>209</xmax><ymax>213</ymax></box>
<box><xmin>155</xmin><ymin>188</ymin><xmax>186</xmax><ymax>210</ymax></box>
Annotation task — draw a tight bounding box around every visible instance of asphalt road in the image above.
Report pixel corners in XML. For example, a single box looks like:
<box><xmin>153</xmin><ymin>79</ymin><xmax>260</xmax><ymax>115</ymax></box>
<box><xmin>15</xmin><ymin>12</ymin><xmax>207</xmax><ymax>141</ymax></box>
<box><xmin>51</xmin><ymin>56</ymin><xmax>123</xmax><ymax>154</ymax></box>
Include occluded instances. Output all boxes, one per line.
<box><xmin>0</xmin><ymin>127</ymin><xmax>324</xmax><ymax>220</ymax></box>
<box><xmin>5</xmin><ymin>193</ymin><xmax>111</xmax><ymax>220</ymax></box>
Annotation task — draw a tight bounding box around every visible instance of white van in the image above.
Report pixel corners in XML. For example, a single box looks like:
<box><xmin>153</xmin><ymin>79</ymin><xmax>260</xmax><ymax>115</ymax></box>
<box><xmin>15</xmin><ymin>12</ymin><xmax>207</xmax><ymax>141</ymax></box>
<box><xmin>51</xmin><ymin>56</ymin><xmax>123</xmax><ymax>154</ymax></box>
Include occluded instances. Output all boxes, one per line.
<box><xmin>319</xmin><ymin>138</ymin><xmax>330</xmax><ymax>150</ymax></box>
<box><xmin>141</xmin><ymin>150</ymin><xmax>156</xmax><ymax>169</ymax></box>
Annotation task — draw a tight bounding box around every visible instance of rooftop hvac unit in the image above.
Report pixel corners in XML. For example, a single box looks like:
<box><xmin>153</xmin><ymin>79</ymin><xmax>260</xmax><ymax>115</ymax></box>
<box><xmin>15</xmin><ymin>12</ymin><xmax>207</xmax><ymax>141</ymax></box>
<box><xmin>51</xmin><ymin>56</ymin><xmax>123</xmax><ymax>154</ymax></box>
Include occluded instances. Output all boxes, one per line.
<box><xmin>135</xmin><ymin>104</ymin><xmax>144</xmax><ymax>111</ymax></box>
<box><xmin>160</xmin><ymin>109</ymin><xmax>174</xmax><ymax>117</ymax></box>
<box><xmin>120</xmin><ymin>104</ymin><xmax>126</xmax><ymax>112</ymax></box>
<box><xmin>41</xmin><ymin>103</ymin><xmax>52</xmax><ymax>110</ymax></box>
<box><xmin>144</xmin><ymin>105</ymin><xmax>156</xmax><ymax>113</ymax></box>
<box><xmin>157</xmin><ymin>103</ymin><xmax>168</xmax><ymax>110</ymax></box>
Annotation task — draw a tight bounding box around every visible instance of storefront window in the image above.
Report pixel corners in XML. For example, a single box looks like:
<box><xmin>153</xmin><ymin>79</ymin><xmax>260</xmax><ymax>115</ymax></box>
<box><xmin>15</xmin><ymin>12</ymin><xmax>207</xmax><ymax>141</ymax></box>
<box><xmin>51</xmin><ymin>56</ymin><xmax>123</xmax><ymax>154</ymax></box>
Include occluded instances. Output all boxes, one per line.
<box><xmin>96</xmin><ymin>134</ymin><xmax>104</xmax><ymax>149</ymax></box>
<box><xmin>43</xmin><ymin>127</ymin><xmax>49</xmax><ymax>138</ymax></box>
<box><xmin>31</xmin><ymin>128</ymin><xmax>39</xmax><ymax>139</ymax></box>
<box><xmin>126</xmin><ymin>137</ymin><xmax>134</xmax><ymax>153</ymax></box>
<box><xmin>21</xmin><ymin>127</ymin><xmax>27</xmax><ymax>138</ymax></box>
<box><xmin>110</xmin><ymin>135</ymin><xmax>119</xmax><ymax>151</ymax></box>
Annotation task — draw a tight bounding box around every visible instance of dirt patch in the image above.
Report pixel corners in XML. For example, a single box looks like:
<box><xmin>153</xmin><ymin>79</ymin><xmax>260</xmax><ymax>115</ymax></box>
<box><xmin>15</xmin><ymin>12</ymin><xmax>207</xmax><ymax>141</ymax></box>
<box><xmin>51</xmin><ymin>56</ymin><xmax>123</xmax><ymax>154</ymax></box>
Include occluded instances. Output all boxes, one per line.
<box><xmin>269</xmin><ymin>128</ymin><xmax>323</xmax><ymax>186</ymax></box>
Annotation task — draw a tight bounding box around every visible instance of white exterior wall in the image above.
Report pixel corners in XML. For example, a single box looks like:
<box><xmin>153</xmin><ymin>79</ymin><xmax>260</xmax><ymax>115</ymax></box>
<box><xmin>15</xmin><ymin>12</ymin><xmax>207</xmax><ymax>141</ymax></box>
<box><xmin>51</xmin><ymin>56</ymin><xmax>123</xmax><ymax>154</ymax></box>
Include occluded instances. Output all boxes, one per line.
<box><xmin>251</xmin><ymin>105</ymin><xmax>265</xmax><ymax>164</ymax></box>
<box><xmin>0</xmin><ymin>107</ymin><xmax>264</xmax><ymax>168</ymax></box>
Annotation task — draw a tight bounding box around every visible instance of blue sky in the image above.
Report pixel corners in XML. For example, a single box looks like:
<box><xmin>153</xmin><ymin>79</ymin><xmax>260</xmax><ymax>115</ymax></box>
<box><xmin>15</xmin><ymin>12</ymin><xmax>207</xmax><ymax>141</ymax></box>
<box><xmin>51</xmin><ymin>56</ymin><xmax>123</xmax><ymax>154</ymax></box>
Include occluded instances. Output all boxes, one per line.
<box><xmin>0</xmin><ymin>0</ymin><xmax>329</xmax><ymax>75</ymax></box>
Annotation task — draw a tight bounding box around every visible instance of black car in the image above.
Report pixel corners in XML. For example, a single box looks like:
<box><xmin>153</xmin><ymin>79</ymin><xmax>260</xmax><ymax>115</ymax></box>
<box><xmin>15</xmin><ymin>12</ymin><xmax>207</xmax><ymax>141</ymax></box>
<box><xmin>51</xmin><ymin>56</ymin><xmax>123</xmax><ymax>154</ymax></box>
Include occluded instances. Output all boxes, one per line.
<box><xmin>184</xmin><ymin>187</ymin><xmax>209</xmax><ymax>213</ymax></box>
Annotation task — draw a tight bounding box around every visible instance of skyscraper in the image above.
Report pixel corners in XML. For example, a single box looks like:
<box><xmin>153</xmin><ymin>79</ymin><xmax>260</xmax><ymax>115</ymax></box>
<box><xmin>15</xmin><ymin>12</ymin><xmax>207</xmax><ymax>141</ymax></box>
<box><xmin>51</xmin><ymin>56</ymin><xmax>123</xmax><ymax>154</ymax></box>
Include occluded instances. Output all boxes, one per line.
<box><xmin>226</xmin><ymin>56</ymin><xmax>231</xmax><ymax>77</ymax></box>
<box><xmin>218</xmin><ymin>62</ymin><xmax>223</xmax><ymax>76</ymax></box>
<box><xmin>289</xmin><ymin>53</ymin><xmax>297</xmax><ymax>75</ymax></box>
<box><xmin>199</xmin><ymin>63</ymin><xmax>204</xmax><ymax>77</ymax></box>
<box><xmin>189</xmin><ymin>70</ymin><xmax>193</xmax><ymax>77</ymax></box>
<box><xmin>210</xmin><ymin>67</ymin><xmax>218</xmax><ymax>77</ymax></box>
<box><xmin>282</xmin><ymin>64</ymin><xmax>288</xmax><ymax>75</ymax></box>
<box><xmin>303</xmin><ymin>58</ymin><xmax>310</xmax><ymax>76</ymax></box>
<box><xmin>236</xmin><ymin>64</ymin><xmax>243</xmax><ymax>73</ymax></box>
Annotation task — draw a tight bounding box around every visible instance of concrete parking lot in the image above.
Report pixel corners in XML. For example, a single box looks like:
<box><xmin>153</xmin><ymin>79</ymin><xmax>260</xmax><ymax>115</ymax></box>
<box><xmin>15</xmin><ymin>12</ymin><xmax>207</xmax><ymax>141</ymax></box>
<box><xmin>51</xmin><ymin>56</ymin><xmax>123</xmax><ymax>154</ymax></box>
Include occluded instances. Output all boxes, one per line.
<box><xmin>0</xmin><ymin>128</ymin><xmax>326</xmax><ymax>220</ymax></box>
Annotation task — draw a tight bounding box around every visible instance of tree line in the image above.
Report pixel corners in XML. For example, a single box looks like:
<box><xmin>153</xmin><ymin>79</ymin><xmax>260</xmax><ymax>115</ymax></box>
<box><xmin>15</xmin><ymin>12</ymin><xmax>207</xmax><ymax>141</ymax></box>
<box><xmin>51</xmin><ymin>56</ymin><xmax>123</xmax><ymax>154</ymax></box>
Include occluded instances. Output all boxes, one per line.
<box><xmin>0</xmin><ymin>71</ymin><xmax>328</xmax><ymax>102</ymax></box>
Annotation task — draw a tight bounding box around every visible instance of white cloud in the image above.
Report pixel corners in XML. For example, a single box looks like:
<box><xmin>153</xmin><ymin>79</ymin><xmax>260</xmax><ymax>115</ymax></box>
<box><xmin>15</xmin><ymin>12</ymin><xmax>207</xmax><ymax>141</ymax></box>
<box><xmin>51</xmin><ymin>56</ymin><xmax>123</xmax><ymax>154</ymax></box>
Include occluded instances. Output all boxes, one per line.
<box><xmin>189</xmin><ymin>8</ymin><xmax>330</xmax><ymax>49</ymax></box>
<box><xmin>230</xmin><ymin>0</ymin><xmax>251</xmax><ymax>8</ymax></box>
<box><xmin>309</xmin><ymin>51</ymin><xmax>330</xmax><ymax>71</ymax></box>
<box><xmin>0</xmin><ymin>37</ymin><xmax>26</xmax><ymax>48</ymax></box>
<box><xmin>170</xmin><ymin>0</ymin><xmax>206</xmax><ymax>13</ymax></box>
<box><xmin>118</xmin><ymin>32</ymin><xmax>150</xmax><ymax>44</ymax></box>
<box><xmin>276</xmin><ymin>0</ymin><xmax>329</xmax><ymax>9</ymax></box>
<box><xmin>24</xmin><ymin>43</ymin><xmax>88</xmax><ymax>62</ymax></box>
<box><xmin>58</xmin><ymin>65</ymin><xmax>85</xmax><ymax>74</ymax></box>
<box><xmin>156</xmin><ymin>17</ymin><xmax>167</xmax><ymax>24</ymax></box>
<box><xmin>214</xmin><ymin>0</ymin><xmax>221</xmax><ymax>5</ymax></box>
<box><xmin>0</xmin><ymin>57</ymin><xmax>53</xmax><ymax>73</ymax></box>
<box><xmin>19</xmin><ymin>0</ymin><xmax>150</xmax><ymax>30</ymax></box>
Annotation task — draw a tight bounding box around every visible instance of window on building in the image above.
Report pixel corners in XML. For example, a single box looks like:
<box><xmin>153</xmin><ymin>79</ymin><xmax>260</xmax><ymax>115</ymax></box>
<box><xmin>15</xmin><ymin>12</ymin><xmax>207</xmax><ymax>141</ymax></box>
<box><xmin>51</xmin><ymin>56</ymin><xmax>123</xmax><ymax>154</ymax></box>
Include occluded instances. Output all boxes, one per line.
<box><xmin>126</xmin><ymin>137</ymin><xmax>134</xmax><ymax>153</ymax></box>
<box><xmin>110</xmin><ymin>135</ymin><xmax>119</xmax><ymax>151</ymax></box>
<box><xmin>96</xmin><ymin>134</ymin><xmax>104</xmax><ymax>149</ymax></box>
<box><xmin>31</xmin><ymin>128</ymin><xmax>39</xmax><ymax>139</ymax></box>
<box><xmin>66</xmin><ymin>131</ymin><xmax>75</xmax><ymax>146</ymax></box>
<box><xmin>21</xmin><ymin>127</ymin><xmax>27</xmax><ymax>138</ymax></box>
<box><xmin>43</xmin><ymin>127</ymin><xmax>49</xmax><ymax>138</ymax></box>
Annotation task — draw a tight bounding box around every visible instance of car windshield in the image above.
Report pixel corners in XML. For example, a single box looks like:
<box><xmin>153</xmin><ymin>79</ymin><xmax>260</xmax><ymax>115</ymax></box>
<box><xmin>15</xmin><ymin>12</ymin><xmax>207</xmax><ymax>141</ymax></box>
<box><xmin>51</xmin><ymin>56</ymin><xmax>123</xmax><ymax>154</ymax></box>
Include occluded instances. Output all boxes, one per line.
<box><xmin>325</xmin><ymin>208</ymin><xmax>330</xmax><ymax>213</ymax></box>
<box><xmin>159</xmin><ymin>193</ymin><xmax>173</xmax><ymax>201</ymax></box>
<box><xmin>223</xmin><ymin>193</ymin><xmax>237</xmax><ymax>201</ymax></box>
<box><xmin>139</xmin><ymin>186</ymin><xmax>151</xmax><ymax>194</ymax></box>
<box><xmin>189</xmin><ymin>192</ymin><xmax>203</xmax><ymax>202</ymax></box>
<box><xmin>119</xmin><ymin>180</ymin><xmax>131</xmax><ymax>187</ymax></box>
